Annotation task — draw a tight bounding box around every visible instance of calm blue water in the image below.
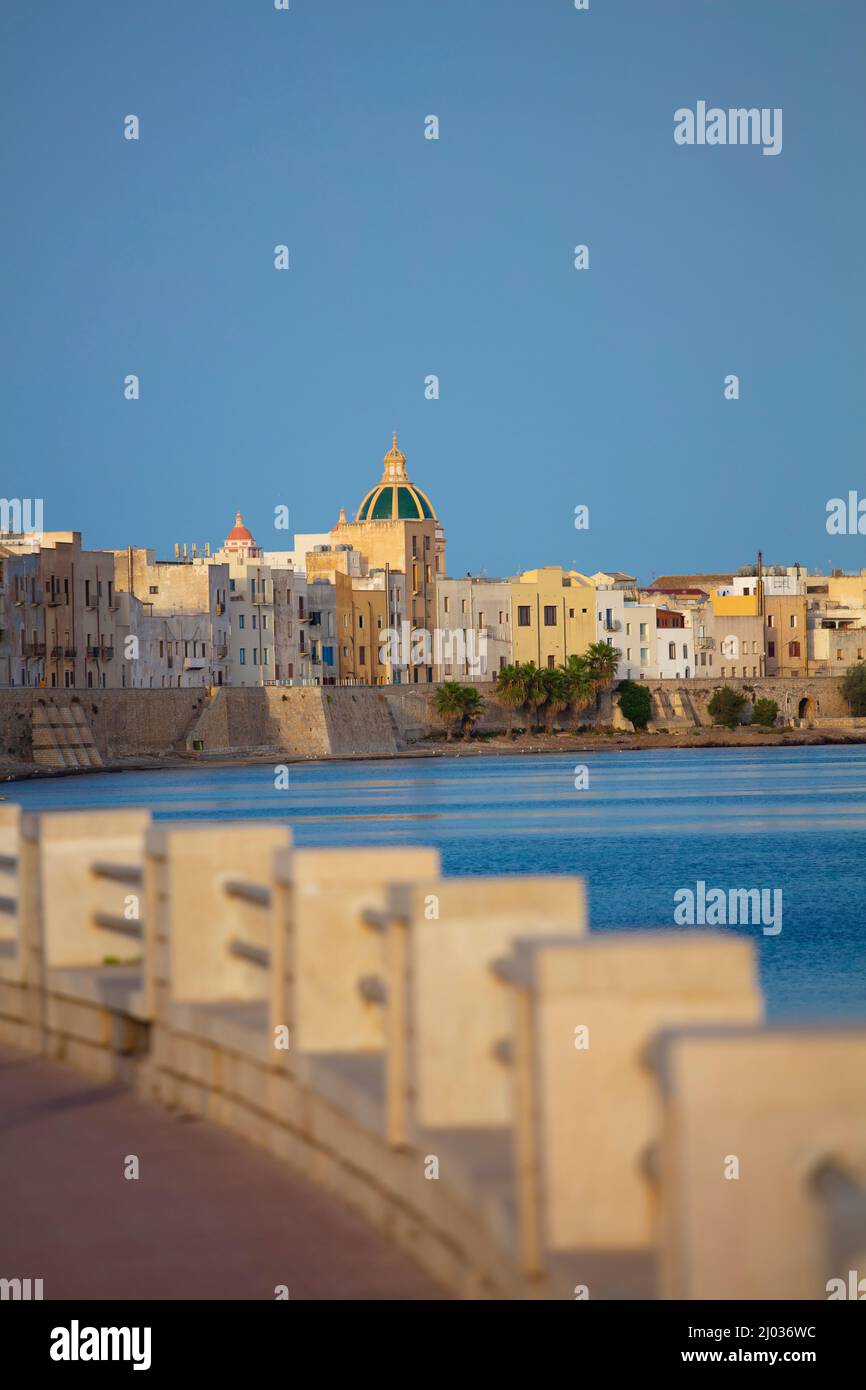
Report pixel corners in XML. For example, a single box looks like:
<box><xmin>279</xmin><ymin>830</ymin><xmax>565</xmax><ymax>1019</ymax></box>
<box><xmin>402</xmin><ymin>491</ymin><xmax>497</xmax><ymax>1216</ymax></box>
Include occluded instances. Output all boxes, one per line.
<box><xmin>8</xmin><ymin>747</ymin><xmax>866</xmax><ymax>1019</ymax></box>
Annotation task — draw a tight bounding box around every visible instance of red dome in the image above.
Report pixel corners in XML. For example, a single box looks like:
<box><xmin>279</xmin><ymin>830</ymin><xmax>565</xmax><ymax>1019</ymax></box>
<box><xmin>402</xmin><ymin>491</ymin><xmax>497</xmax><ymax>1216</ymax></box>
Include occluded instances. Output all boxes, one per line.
<box><xmin>226</xmin><ymin>511</ymin><xmax>254</xmax><ymax>543</ymax></box>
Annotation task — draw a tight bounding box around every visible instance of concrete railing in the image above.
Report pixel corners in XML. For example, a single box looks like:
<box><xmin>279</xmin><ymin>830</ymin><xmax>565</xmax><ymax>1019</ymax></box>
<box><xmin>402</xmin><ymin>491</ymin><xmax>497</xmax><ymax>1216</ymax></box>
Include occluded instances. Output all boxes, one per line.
<box><xmin>0</xmin><ymin>805</ymin><xmax>862</xmax><ymax>1300</ymax></box>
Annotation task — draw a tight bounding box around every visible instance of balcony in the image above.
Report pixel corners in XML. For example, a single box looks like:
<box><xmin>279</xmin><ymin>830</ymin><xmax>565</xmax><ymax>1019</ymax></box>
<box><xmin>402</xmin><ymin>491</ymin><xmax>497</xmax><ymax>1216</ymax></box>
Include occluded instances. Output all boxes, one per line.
<box><xmin>64</xmin><ymin>646</ymin><xmax>77</xmax><ymax>658</ymax></box>
<box><xmin>24</xmin><ymin>642</ymin><xmax>46</xmax><ymax>659</ymax></box>
<box><xmin>50</xmin><ymin>645</ymin><xmax>63</xmax><ymax>659</ymax></box>
<box><xmin>85</xmin><ymin>645</ymin><xmax>100</xmax><ymax>660</ymax></box>
<box><xmin>603</xmin><ymin>619</ymin><xmax>621</xmax><ymax>632</ymax></box>
<box><xmin>695</xmin><ymin>636</ymin><xmax>715</xmax><ymax>650</ymax></box>
<box><xmin>183</xmin><ymin>656</ymin><xmax>206</xmax><ymax>671</ymax></box>
<box><xmin>216</xmin><ymin>645</ymin><xmax>228</xmax><ymax>660</ymax></box>
<box><xmin>100</xmin><ymin>645</ymin><xmax>115</xmax><ymax>661</ymax></box>
<box><xmin>46</xmin><ymin>593</ymin><xmax>61</xmax><ymax>606</ymax></box>
<box><xmin>215</xmin><ymin>603</ymin><xmax>225</xmax><ymax>616</ymax></box>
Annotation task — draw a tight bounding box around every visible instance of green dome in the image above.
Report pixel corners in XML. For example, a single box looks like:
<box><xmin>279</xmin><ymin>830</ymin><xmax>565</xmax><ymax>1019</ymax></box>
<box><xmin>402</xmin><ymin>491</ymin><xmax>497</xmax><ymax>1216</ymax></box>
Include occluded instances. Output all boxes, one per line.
<box><xmin>355</xmin><ymin>434</ymin><xmax>437</xmax><ymax>523</ymax></box>
<box><xmin>358</xmin><ymin>483</ymin><xmax>434</xmax><ymax>522</ymax></box>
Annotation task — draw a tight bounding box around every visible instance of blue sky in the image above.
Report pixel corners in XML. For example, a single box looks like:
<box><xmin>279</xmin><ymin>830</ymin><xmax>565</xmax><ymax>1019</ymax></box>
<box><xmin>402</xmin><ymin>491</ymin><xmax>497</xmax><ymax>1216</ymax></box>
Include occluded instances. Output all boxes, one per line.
<box><xmin>2</xmin><ymin>0</ymin><xmax>865</xmax><ymax>582</ymax></box>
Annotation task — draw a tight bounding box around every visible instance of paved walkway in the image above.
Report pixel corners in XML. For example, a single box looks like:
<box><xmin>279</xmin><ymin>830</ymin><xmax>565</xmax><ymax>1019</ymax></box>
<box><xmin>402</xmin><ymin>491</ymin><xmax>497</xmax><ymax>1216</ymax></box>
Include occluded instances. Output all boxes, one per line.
<box><xmin>0</xmin><ymin>1048</ymin><xmax>442</xmax><ymax>1300</ymax></box>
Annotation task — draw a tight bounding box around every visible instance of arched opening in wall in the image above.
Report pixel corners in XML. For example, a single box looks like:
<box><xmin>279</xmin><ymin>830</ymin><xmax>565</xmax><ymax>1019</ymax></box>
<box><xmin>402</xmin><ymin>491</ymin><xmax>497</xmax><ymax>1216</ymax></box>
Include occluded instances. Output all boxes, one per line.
<box><xmin>798</xmin><ymin>696</ymin><xmax>816</xmax><ymax>722</ymax></box>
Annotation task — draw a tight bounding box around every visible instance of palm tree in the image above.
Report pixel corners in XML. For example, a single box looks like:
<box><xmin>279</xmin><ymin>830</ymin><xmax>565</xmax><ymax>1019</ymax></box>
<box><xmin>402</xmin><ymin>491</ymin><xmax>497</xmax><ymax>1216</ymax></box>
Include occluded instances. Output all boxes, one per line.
<box><xmin>434</xmin><ymin>681</ymin><xmax>465</xmax><ymax>742</ymax></box>
<box><xmin>560</xmin><ymin>653</ymin><xmax>594</xmax><ymax>724</ymax></box>
<box><xmin>541</xmin><ymin>667</ymin><xmax>569</xmax><ymax>731</ymax></box>
<box><xmin>522</xmin><ymin>662</ymin><xmax>548</xmax><ymax>733</ymax></box>
<box><xmin>585</xmin><ymin>640</ymin><xmax>620</xmax><ymax>692</ymax></box>
<box><xmin>458</xmin><ymin>685</ymin><xmax>483</xmax><ymax>740</ymax></box>
<box><xmin>496</xmin><ymin>664</ymin><xmax>528</xmax><ymax>737</ymax></box>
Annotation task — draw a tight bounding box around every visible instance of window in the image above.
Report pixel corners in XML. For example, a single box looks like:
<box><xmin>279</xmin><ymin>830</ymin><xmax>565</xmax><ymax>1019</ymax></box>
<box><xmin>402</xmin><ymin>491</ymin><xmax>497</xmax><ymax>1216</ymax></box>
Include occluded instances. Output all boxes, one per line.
<box><xmin>263</xmin><ymin>649</ymin><xmax>269</xmax><ymax>665</ymax></box>
<box><xmin>478</xmin><ymin>611</ymin><xmax>485</xmax><ymax>627</ymax></box>
<box><xmin>789</xmin><ymin>614</ymin><xmax>797</xmax><ymax>628</ymax></box>
<box><xmin>444</xmin><ymin>597</ymin><xmax>450</xmax><ymax>613</ymax></box>
<box><xmin>640</xmin><ymin>648</ymin><xmax>648</xmax><ymax>664</ymax></box>
<box><xmin>252</xmin><ymin>615</ymin><xmax>257</xmax><ymax>630</ymax></box>
<box><xmin>767</xmin><ymin>613</ymin><xmax>774</xmax><ymax>628</ymax></box>
<box><xmin>239</xmin><ymin>649</ymin><xmax>246</xmax><ymax>665</ymax></box>
<box><xmin>359</xmin><ymin>646</ymin><xmax>366</xmax><ymax>664</ymax></box>
<box><xmin>229</xmin><ymin>578</ymin><xmax>236</xmax><ymax>592</ymax></box>
<box><xmin>517</xmin><ymin>606</ymin><xmax>531</xmax><ymax>626</ymax></box>
<box><xmin>752</xmin><ymin>641</ymin><xmax>757</xmax><ymax>654</ymax></box>
<box><xmin>252</xmin><ymin>650</ymin><xmax>258</xmax><ymax>664</ymax></box>
<box><xmin>682</xmin><ymin>644</ymin><xmax>688</xmax><ymax>659</ymax></box>
<box><xmin>668</xmin><ymin>642</ymin><xmax>676</xmax><ymax>659</ymax></box>
<box><xmin>547</xmin><ymin>655</ymin><xmax>555</xmax><ymax>670</ymax></box>
<box><xmin>543</xmin><ymin>606</ymin><xmax>557</xmax><ymax>626</ymax></box>
<box><xmin>412</xmin><ymin>537</ymin><xmax>417</xmax><ymax>557</ymax></box>
<box><xmin>626</xmin><ymin>622</ymin><xmax>631</xmax><ymax>636</ymax></box>
<box><xmin>461</xmin><ymin>599</ymin><xmax>466</xmax><ymax>614</ymax></box>
<box><xmin>639</xmin><ymin>623</ymin><xmax>648</xmax><ymax>640</ymax></box>
<box><xmin>263</xmin><ymin>615</ymin><xmax>268</xmax><ymax>630</ymax></box>
<box><xmin>569</xmin><ymin>608</ymin><xmax>574</xmax><ymax>619</ymax></box>
<box><xmin>358</xmin><ymin>614</ymin><xmax>364</xmax><ymax>629</ymax></box>
<box><xmin>239</xmin><ymin>614</ymin><xmax>245</xmax><ymax>629</ymax></box>
<box><xmin>789</xmin><ymin>641</ymin><xmax>800</xmax><ymax>657</ymax></box>
<box><xmin>768</xmin><ymin>640</ymin><xmax>776</xmax><ymax>657</ymax></box>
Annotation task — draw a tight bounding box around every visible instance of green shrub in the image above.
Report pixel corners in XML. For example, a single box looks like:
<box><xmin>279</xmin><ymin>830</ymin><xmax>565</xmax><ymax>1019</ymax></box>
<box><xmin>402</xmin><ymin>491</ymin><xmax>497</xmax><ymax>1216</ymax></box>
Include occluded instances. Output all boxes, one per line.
<box><xmin>752</xmin><ymin>697</ymin><xmax>778</xmax><ymax>727</ymax></box>
<box><xmin>708</xmin><ymin>686</ymin><xmax>747</xmax><ymax>729</ymax></box>
<box><xmin>842</xmin><ymin>662</ymin><xmax>866</xmax><ymax>716</ymax></box>
<box><xmin>617</xmin><ymin>680</ymin><xmax>652</xmax><ymax>730</ymax></box>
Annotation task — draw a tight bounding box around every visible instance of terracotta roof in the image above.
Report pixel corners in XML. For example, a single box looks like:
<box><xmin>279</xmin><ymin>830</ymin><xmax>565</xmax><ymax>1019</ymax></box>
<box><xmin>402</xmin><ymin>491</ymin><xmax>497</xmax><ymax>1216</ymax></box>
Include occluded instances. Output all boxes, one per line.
<box><xmin>650</xmin><ymin>573</ymin><xmax>735</xmax><ymax>589</ymax></box>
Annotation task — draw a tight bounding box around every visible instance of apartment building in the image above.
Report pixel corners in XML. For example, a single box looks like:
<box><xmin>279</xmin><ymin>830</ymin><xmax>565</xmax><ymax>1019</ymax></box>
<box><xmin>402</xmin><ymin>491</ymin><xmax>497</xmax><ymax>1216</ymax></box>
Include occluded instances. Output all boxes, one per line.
<box><xmin>435</xmin><ymin>577</ymin><xmax>512</xmax><ymax>680</ymax></box>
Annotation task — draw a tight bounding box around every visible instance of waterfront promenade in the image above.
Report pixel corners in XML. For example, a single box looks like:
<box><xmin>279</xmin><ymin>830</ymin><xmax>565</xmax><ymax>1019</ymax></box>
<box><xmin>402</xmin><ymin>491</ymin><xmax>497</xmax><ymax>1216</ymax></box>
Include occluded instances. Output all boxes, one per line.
<box><xmin>0</xmin><ymin>1045</ymin><xmax>439</xmax><ymax>1300</ymax></box>
<box><xmin>1</xmin><ymin>801</ymin><xmax>864</xmax><ymax>1300</ymax></box>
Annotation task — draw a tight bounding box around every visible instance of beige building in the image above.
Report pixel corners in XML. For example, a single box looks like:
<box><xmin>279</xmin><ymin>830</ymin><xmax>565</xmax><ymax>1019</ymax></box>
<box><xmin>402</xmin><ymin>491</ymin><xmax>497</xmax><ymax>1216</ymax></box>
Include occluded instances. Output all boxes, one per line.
<box><xmin>435</xmin><ymin>577</ymin><xmax>512</xmax><ymax>680</ymax></box>
<box><xmin>0</xmin><ymin>531</ymin><xmax>121</xmax><ymax>690</ymax></box>
<box><xmin>210</xmin><ymin>515</ymin><xmax>275</xmax><ymax>687</ymax></box>
<box><xmin>112</xmin><ymin>546</ymin><xmax>231</xmax><ymax>688</ymax></box>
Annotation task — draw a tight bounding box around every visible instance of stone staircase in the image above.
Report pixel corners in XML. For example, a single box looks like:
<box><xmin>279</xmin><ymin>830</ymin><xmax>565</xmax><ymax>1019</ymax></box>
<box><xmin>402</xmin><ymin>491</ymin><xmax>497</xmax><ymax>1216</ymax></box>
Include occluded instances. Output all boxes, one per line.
<box><xmin>30</xmin><ymin>699</ymin><xmax>104</xmax><ymax>770</ymax></box>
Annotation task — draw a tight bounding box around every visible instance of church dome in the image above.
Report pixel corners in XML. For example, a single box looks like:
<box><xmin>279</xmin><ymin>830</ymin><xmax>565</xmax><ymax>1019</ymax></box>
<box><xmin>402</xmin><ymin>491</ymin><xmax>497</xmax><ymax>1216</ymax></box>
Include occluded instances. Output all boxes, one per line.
<box><xmin>223</xmin><ymin>511</ymin><xmax>261</xmax><ymax>557</ymax></box>
<box><xmin>356</xmin><ymin>434</ymin><xmax>437</xmax><ymax>522</ymax></box>
<box><xmin>226</xmin><ymin>511</ymin><xmax>254</xmax><ymax>543</ymax></box>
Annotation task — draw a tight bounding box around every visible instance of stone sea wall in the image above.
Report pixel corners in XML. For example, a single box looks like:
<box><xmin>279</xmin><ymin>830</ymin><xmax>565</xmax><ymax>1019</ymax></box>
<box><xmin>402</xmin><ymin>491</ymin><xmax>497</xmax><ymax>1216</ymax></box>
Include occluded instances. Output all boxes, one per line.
<box><xmin>0</xmin><ymin>674</ymin><xmax>857</xmax><ymax>771</ymax></box>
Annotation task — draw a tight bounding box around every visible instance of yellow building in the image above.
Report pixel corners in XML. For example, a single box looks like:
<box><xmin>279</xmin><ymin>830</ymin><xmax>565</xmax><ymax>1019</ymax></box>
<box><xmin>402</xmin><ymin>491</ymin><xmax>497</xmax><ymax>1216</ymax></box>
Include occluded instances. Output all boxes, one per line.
<box><xmin>763</xmin><ymin>591</ymin><xmax>808</xmax><ymax>676</ymax></box>
<box><xmin>510</xmin><ymin>568</ymin><xmax>596</xmax><ymax>670</ymax></box>
<box><xmin>332</xmin><ymin>571</ymin><xmax>393</xmax><ymax>684</ymax></box>
<box><xmin>330</xmin><ymin>434</ymin><xmax>444</xmax><ymax>682</ymax></box>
